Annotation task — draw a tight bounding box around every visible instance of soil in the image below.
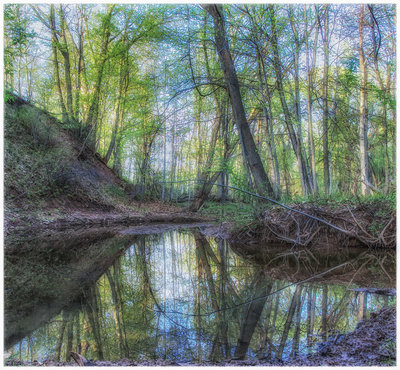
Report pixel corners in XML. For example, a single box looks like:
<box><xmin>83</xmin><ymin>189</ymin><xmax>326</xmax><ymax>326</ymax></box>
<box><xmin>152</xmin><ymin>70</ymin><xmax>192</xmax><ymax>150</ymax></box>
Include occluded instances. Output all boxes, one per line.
<box><xmin>285</xmin><ymin>305</ymin><xmax>396</xmax><ymax>366</ymax></box>
<box><xmin>230</xmin><ymin>202</ymin><xmax>396</xmax><ymax>250</ymax></box>
<box><xmin>5</xmin><ymin>306</ymin><xmax>395</xmax><ymax>367</ymax></box>
<box><xmin>5</xmin><ymin>98</ymin><xmax>214</xmax><ymax>237</ymax></box>
<box><xmin>4</xmin><ymin>202</ymin><xmax>214</xmax><ymax>237</ymax></box>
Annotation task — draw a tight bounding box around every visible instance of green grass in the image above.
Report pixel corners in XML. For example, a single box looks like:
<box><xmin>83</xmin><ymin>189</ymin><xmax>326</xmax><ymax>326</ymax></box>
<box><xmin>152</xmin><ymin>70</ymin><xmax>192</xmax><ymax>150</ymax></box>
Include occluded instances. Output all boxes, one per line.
<box><xmin>198</xmin><ymin>201</ymin><xmax>261</xmax><ymax>226</ymax></box>
<box><xmin>196</xmin><ymin>190</ymin><xmax>395</xmax><ymax>229</ymax></box>
<box><xmin>4</xmin><ymin>105</ymin><xmax>67</xmax><ymax>205</ymax></box>
<box><xmin>284</xmin><ymin>192</ymin><xmax>395</xmax><ymax>212</ymax></box>
<box><xmin>4</xmin><ymin>102</ymin><xmax>131</xmax><ymax>213</ymax></box>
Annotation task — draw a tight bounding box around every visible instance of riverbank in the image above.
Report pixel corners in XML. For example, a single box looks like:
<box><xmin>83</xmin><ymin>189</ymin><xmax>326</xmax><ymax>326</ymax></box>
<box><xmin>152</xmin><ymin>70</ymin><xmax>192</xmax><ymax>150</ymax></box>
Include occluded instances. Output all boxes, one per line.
<box><xmin>229</xmin><ymin>199</ymin><xmax>396</xmax><ymax>250</ymax></box>
<box><xmin>4</xmin><ymin>202</ymin><xmax>213</xmax><ymax>237</ymax></box>
<box><xmin>5</xmin><ymin>305</ymin><xmax>395</xmax><ymax>366</ymax></box>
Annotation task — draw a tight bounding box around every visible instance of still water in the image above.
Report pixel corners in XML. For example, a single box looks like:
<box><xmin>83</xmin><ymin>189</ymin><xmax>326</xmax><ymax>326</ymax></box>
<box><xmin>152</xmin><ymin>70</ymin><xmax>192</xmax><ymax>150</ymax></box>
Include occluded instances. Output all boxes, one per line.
<box><xmin>4</xmin><ymin>226</ymin><xmax>395</xmax><ymax>363</ymax></box>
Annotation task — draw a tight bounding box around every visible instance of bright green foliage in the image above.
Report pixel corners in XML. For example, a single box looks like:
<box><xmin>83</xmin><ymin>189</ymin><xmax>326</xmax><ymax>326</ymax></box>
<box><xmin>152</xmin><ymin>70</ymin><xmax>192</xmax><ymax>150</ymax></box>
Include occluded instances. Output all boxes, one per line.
<box><xmin>3</xmin><ymin>4</ymin><xmax>396</xmax><ymax>203</ymax></box>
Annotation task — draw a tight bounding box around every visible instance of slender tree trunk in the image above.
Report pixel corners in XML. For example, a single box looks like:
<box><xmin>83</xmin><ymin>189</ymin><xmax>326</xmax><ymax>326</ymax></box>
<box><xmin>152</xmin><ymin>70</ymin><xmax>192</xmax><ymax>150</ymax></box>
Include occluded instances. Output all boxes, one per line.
<box><xmin>291</xmin><ymin>289</ymin><xmax>302</xmax><ymax>357</ymax></box>
<box><xmin>304</xmin><ymin>6</ymin><xmax>318</xmax><ymax>195</ymax></box>
<box><xmin>290</xmin><ymin>6</ymin><xmax>312</xmax><ymax>195</ymax></box>
<box><xmin>49</xmin><ymin>5</ymin><xmax>68</xmax><ymax>123</ymax></box>
<box><xmin>74</xmin><ymin>7</ymin><xmax>85</xmax><ymax>120</ymax></box>
<box><xmin>75</xmin><ymin>313</ymin><xmax>81</xmax><ymax>354</ymax></box>
<box><xmin>66</xmin><ymin>312</ymin><xmax>73</xmax><ymax>361</ymax></box>
<box><xmin>85</xmin><ymin>288</ymin><xmax>104</xmax><ymax>360</ymax></box>
<box><xmin>320</xmin><ymin>5</ymin><xmax>331</xmax><ymax>195</ymax></box>
<box><xmin>321</xmin><ymin>285</ymin><xmax>328</xmax><ymax>341</ymax></box>
<box><xmin>258</xmin><ymin>52</ymin><xmax>281</xmax><ymax>197</ymax></box>
<box><xmin>359</xmin><ymin>4</ymin><xmax>370</xmax><ymax>195</ymax></box>
<box><xmin>268</xmin><ymin>5</ymin><xmax>312</xmax><ymax>195</ymax></box>
<box><xmin>257</xmin><ymin>290</ymin><xmax>274</xmax><ymax>359</ymax></box>
<box><xmin>55</xmin><ymin>310</ymin><xmax>68</xmax><ymax>361</ymax></box>
<box><xmin>306</xmin><ymin>286</ymin><xmax>316</xmax><ymax>347</ymax></box>
<box><xmin>59</xmin><ymin>5</ymin><xmax>73</xmax><ymax>118</ymax></box>
<box><xmin>85</xmin><ymin>5</ymin><xmax>114</xmax><ymax>150</ymax></box>
<box><xmin>203</xmin><ymin>4</ymin><xmax>275</xmax><ymax>197</ymax></box>
<box><xmin>277</xmin><ymin>285</ymin><xmax>301</xmax><ymax>360</ymax></box>
<box><xmin>189</xmin><ymin>104</ymin><xmax>223</xmax><ymax>211</ymax></box>
<box><xmin>234</xmin><ymin>272</ymin><xmax>272</xmax><ymax>360</ymax></box>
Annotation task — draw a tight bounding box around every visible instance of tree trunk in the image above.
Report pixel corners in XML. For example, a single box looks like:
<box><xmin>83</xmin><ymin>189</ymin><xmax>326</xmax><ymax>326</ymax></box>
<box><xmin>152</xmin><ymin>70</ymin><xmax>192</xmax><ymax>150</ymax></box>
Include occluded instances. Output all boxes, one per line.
<box><xmin>304</xmin><ymin>6</ymin><xmax>318</xmax><ymax>195</ymax></box>
<box><xmin>58</xmin><ymin>5</ymin><xmax>73</xmax><ymax>118</ymax></box>
<box><xmin>55</xmin><ymin>310</ymin><xmax>68</xmax><ymax>361</ymax></box>
<box><xmin>49</xmin><ymin>5</ymin><xmax>68</xmax><ymax>123</ymax></box>
<box><xmin>85</xmin><ymin>5</ymin><xmax>114</xmax><ymax>151</ymax></box>
<box><xmin>268</xmin><ymin>5</ymin><xmax>312</xmax><ymax>195</ymax></box>
<box><xmin>65</xmin><ymin>312</ymin><xmax>73</xmax><ymax>361</ymax></box>
<box><xmin>257</xmin><ymin>51</ymin><xmax>281</xmax><ymax>197</ymax></box>
<box><xmin>291</xmin><ymin>289</ymin><xmax>302</xmax><ymax>357</ymax></box>
<box><xmin>320</xmin><ymin>5</ymin><xmax>331</xmax><ymax>195</ymax></box>
<box><xmin>321</xmin><ymin>285</ymin><xmax>328</xmax><ymax>341</ymax></box>
<box><xmin>74</xmin><ymin>7</ymin><xmax>85</xmax><ymax>120</ymax></box>
<box><xmin>306</xmin><ymin>286</ymin><xmax>316</xmax><ymax>347</ymax></box>
<box><xmin>277</xmin><ymin>285</ymin><xmax>301</xmax><ymax>359</ymax></box>
<box><xmin>75</xmin><ymin>313</ymin><xmax>81</xmax><ymax>354</ymax></box>
<box><xmin>105</xmin><ymin>269</ymin><xmax>124</xmax><ymax>357</ymax></box>
<box><xmin>203</xmin><ymin>4</ymin><xmax>275</xmax><ymax>198</ymax></box>
<box><xmin>234</xmin><ymin>272</ymin><xmax>272</xmax><ymax>360</ymax></box>
<box><xmin>359</xmin><ymin>4</ymin><xmax>370</xmax><ymax>195</ymax></box>
<box><xmin>290</xmin><ymin>6</ymin><xmax>311</xmax><ymax>195</ymax></box>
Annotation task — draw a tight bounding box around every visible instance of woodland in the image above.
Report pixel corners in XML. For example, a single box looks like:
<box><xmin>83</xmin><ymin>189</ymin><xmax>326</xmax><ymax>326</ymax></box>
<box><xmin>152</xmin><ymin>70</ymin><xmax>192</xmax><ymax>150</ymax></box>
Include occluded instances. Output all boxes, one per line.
<box><xmin>4</xmin><ymin>3</ymin><xmax>396</xmax><ymax>206</ymax></box>
<box><xmin>3</xmin><ymin>3</ymin><xmax>398</xmax><ymax>366</ymax></box>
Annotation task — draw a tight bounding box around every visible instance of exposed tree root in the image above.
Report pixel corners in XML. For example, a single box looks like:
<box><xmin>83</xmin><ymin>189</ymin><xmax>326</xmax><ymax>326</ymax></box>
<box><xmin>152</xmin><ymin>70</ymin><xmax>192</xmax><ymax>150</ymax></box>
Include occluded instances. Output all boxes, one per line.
<box><xmin>231</xmin><ymin>203</ymin><xmax>395</xmax><ymax>249</ymax></box>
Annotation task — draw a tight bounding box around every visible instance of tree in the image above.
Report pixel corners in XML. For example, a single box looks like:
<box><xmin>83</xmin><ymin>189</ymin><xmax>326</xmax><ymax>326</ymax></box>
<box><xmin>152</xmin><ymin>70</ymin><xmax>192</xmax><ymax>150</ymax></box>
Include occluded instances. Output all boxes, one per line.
<box><xmin>202</xmin><ymin>4</ymin><xmax>275</xmax><ymax>198</ymax></box>
<box><xmin>358</xmin><ymin>4</ymin><xmax>371</xmax><ymax>196</ymax></box>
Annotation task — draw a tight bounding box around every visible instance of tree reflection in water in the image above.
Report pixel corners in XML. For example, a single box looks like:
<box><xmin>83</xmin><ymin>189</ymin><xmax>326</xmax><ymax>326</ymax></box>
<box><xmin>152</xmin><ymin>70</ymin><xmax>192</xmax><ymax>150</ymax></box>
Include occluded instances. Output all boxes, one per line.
<box><xmin>5</xmin><ymin>229</ymin><xmax>395</xmax><ymax>363</ymax></box>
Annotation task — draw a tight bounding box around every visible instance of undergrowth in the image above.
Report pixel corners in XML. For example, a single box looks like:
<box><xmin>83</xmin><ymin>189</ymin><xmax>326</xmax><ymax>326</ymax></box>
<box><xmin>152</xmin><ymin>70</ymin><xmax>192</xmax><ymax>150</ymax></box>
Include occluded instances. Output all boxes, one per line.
<box><xmin>4</xmin><ymin>102</ymin><xmax>130</xmax><ymax>213</ymax></box>
<box><xmin>198</xmin><ymin>201</ymin><xmax>260</xmax><ymax>226</ymax></box>
<box><xmin>5</xmin><ymin>105</ymin><xmax>67</xmax><ymax>204</ymax></box>
<box><xmin>285</xmin><ymin>192</ymin><xmax>395</xmax><ymax>213</ymax></box>
<box><xmin>198</xmin><ymin>191</ymin><xmax>396</xmax><ymax>233</ymax></box>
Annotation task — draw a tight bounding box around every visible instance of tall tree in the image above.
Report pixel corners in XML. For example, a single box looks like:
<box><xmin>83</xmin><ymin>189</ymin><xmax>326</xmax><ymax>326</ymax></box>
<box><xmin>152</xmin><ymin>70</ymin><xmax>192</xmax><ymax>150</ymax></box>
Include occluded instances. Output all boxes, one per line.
<box><xmin>304</xmin><ymin>5</ymin><xmax>318</xmax><ymax>195</ymax></box>
<box><xmin>268</xmin><ymin>5</ymin><xmax>313</xmax><ymax>195</ymax></box>
<box><xmin>202</xmin><ymin>4</ymin><xmax>275</xmax><ymax>198</ymax></box>
<box><xmin>319</xmin><ymin>5</ymin><xmax>331</xmax><ymax>195</ymax></box>
<box><xmin>358</xmin><ymin>4</ymin><xmax>371</xmax><ymax>195</ymax></box>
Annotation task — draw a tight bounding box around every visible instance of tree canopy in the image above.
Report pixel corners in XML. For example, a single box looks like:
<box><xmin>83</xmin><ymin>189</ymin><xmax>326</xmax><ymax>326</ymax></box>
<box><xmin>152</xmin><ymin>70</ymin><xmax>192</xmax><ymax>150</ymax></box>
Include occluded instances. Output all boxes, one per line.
<box><xmin>4</xmin><ymin>4</ymin><xmax>396</xmax><ymax>204</ymax></box>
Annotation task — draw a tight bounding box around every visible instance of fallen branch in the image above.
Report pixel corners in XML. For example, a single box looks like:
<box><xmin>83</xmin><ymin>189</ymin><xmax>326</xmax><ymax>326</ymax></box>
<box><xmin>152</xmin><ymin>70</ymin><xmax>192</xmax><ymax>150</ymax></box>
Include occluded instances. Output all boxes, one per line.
<box><xmin>70</xmin><ymin>352</ymin><xmax>90</xmax><ymax>366</ymax></box>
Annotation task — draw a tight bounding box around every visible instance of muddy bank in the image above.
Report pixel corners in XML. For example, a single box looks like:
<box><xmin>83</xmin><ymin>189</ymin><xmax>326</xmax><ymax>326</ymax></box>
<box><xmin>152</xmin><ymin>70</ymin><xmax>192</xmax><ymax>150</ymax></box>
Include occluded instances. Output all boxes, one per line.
<box><xmin>286</xmin><ymin>305</ymin><xmax>396</xmax><ymax>366</ymax></box>
<box><xmin>5</xmin><ymin>207</ymin><xmax>214</xmax><ymax>237</ymax></box>
<box><xmin>5</xmin><ymin>306</ymin><xmax>395</xmax><ymax>366</ymax></box>
<box><xmin>231</xmin><ymin>202</ymin><xmax>395</xmax><ymax>250</ymax></box>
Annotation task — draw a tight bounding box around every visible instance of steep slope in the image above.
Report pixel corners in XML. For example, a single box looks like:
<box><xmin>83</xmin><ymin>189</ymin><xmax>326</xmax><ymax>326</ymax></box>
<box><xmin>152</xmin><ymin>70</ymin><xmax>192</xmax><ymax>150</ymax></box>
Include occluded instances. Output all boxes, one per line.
<box><xmin>4</xmin><ymin>95</ymin><xmax>207</xmax><ymax>235</ymax></box>
<box><xmin>4</xmin><ymin>95</ymin><xmax>129</xmax><ymax>213</ymax></box>
<box><xmin>4</xmin><ymin>95</ymin><xmax>134</xmax><ymax>234</ymax></box>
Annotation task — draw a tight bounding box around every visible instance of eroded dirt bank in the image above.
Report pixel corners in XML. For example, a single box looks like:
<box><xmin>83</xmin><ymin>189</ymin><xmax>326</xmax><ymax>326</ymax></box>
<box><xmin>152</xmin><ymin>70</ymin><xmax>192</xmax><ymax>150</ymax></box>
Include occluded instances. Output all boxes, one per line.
<box><xmin>5</xmin><ymin>306</ymin><xmax>395</xmax><ymax>366</ymax></box>
<box><xmin>230</xmin><ymin>201</ymin><xmax>396</xmax><ymax>250</ymax></box>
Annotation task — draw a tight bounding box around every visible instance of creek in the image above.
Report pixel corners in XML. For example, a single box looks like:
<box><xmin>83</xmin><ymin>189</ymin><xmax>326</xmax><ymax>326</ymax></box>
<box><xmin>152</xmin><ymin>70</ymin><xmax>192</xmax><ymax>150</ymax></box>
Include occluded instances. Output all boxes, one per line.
<box><xmin>4</xmin><ymin>224</ymin><xmax>396</xmax><ymax>364</ymax></box>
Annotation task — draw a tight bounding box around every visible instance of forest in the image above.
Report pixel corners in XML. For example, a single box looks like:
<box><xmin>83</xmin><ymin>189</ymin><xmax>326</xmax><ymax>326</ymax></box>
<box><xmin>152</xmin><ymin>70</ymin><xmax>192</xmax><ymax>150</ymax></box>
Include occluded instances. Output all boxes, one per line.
<box><xmin>3</xmin><ymin>3</ymin><xmax>397</xmax><ymax>367</ymax></box>
<box><xmin>4</xmin><ymin>3</ymin><xmax>396</xmax><ymax>204</ymax></box>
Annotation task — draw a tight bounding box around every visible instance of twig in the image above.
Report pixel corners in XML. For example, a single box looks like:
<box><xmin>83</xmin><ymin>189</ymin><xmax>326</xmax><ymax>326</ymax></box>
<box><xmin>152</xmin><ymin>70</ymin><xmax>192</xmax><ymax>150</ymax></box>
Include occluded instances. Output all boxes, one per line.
<box><xmin>161</xmin><ymin>179</ymin><xmax>353</xmax><ymax>235</ymax></box>
<box><xmin>346</xmin><ymin>206</ymin><xmax>375</xmax><ymax>240</ymax></box>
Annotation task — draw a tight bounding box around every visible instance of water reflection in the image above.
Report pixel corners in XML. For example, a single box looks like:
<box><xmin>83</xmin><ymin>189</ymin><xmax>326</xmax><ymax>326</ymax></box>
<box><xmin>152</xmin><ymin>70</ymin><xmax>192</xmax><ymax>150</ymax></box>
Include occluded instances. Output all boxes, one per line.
<box><xmin>5</xmin><ymin>228</ymin><xmax>395</xmax><ymax>363</ymax></box>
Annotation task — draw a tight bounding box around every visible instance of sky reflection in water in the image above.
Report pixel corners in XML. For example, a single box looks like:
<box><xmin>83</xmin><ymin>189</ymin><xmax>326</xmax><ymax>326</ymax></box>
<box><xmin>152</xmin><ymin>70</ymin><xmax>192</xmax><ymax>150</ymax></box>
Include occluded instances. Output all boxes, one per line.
<box><xmin>5</xmin><ymin>228</ymin><xmax>395</xmax><ymax>363</ymax></box>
